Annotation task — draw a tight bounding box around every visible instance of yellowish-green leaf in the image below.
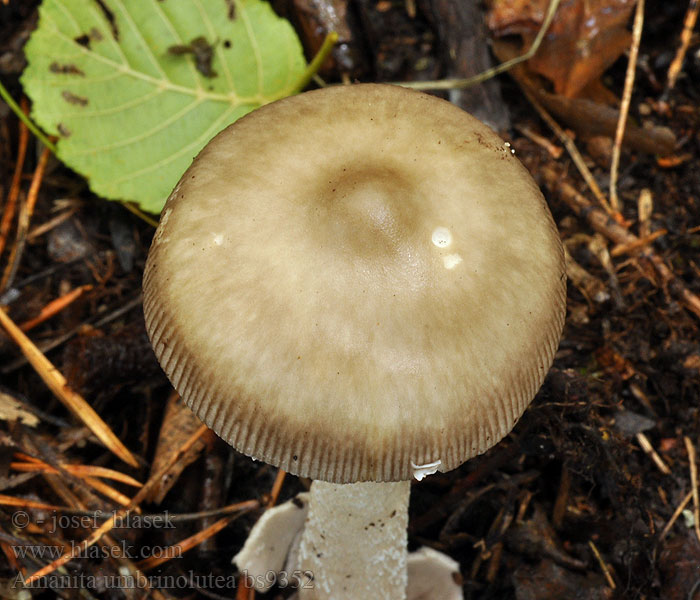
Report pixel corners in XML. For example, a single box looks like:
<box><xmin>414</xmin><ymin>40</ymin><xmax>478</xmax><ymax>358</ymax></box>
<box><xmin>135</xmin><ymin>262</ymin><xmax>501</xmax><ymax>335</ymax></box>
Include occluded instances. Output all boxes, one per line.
<box><xmin>22</xmin><ymin>0</ymin><xmax>307</xmax><ymax>213</ymax></box>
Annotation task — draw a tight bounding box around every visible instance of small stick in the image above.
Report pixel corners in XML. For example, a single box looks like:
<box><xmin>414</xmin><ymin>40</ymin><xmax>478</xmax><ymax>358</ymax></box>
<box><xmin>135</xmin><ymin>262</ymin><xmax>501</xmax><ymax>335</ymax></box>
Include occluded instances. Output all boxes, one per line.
<box><xmin>1</xmin><ymin>541</ymin><xmax>25</xmax><ymax>576</ymax></box>
<box><xmin>660</xmin><ymin>490</ymin><xmax>693</xmax><ymax>540</ymax></box>
<box><xmin>542</xmin><ymin>166</ymin><xmax>700</xmax><ymax>321</ymax></box>
<box><xmin>0</xmin><ymin>494</ymin><xmax>65</xmax><ymax>511</ymax></box>
<box><xmin>395</xmin><ymin>0</ymin><xmax>563</xmax><ymax>91</ymax></box>
<box><xmin>636</xmin><ymin>432</ymin><xmax>671</xmax><ymax>475</ymax></box>
<box><xmin>637</xmin><ymin>188</ymin><xmax>653</xmax><ymax>238</ymax></box>
<box><xmin>136</xmin><ymin>504</ymin><xmax>256</xmax><ymax>571</ymax></box>
<box><xmin>564</xmin><ymin>246</ymin><xmax>609</xmax><ymax>304</ymax></box>
<box><xmin>267</xmin><ymin>469</ymin><xmax>287</xmax><ymax>508</ymax></box>
<box><xmin>0</xmin><ymin>307</ymin><xmax>138</xmax><ymax>468</ymax></box>
<box><xmin>684</xmin><ymin>436</ymin><xmax>700</xmax><ymax>543</ymax></box>
<box><xmin>610</xmin><ymin>0</ymin><xmax>644</xmax><ymax>212</ymax></box>
<box><xmin>588</xmin><ymin>540</ymin><xmax>616</xmax><ymax>589</ymax></box>
<box><xmin>18</xmin><ymin>284</ymin><xmax>93</xmax><ymax>332</ymax></box>
<box><xmin>10</xmin><ymin>457</ymin><xmax>142</xmax><ymax>486</ymax></box>
<box><xmin>0</xmin><ymin>99</ymin><xmax>29</xmax><ymax>259</ymax></box>
<box><xmin>82</xmin><ymin>476</ymin><xmax>133</xmax><ymax>507</ymax></box>
<box><xmin>23</xmin><ymin>424</ymin><xmax>211</xmax><ymax>585</ymax></box>
<box><xmin>516</xmin><ymin>125</ymin><xmax>563</xmax><ymax>158</ymax></box>
<box><xmin>236</xmin><ymin>581</ymin><xmax>255</xmax><ymax>600</ymax></box>
<box><xmin>525</xmin><ymin>89</ymin><xmax>612</xmax><ymax>214</ymax></box>
<box><xmin>657</xmin><ymin>153</ymin><xmax>692</xmax><ymax>168</ymax></box>
<box><xmin>552</xmin><ymin>465</ymin><xmax>570</xmax><ymax>528</ymax></box>
<box><xmin>1</xmin><ymin>146</ymin><xmax>52</xmax><ymax>291</ymax></box>
<box><xmin>665</xmin><ymin>0</ymin><xmax>700</xmax><ymax>94</ymax></box>
<box><xmin>405</xmin><ymin>0</ymin><xmax>416</xmax><ymax>18</ymax></box>
<box><xmin>515</xmin><ymin>490</ymin><xmax>533</xmax><ymax>523</ymax></box>
<box><xmin>2</xmin><ymin>294</ymin><xmax>143</xmax><ymax>375</ymax></box>
<box><xmin>485</xmin><ymin>541</ymin><xmax>503</xmax><ymax>583</ymax></box>
<box><xmin>610</xmin><ymin>230</ymin><xmax>667</xmax><ymax>257</ymax></box>
<box><xmin>27</xmin><ymin>205</ymin><xmax>79</xmax><ymax>241</ymax></box>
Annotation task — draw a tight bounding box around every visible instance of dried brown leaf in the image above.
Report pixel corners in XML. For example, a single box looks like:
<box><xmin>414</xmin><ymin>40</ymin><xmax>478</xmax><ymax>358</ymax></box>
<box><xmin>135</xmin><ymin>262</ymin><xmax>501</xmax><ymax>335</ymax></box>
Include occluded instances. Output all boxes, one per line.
<box><xmin>488</xmin><ymin>0</ymin><xmax>637</xmax><ymax>97</ymax></box>
<box><xmin>145</xmin><ymin>393</ymin><xmax>206</xmax><ymax>504</ymax></box>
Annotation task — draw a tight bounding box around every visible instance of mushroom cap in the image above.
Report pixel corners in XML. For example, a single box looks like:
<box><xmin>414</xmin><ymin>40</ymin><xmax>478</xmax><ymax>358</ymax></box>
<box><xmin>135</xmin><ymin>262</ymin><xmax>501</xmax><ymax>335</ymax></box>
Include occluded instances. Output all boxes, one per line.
<box><xmin>143</xmin><ymin>84</ymin><xmax>566</xmax><ymax>484</ymax></box>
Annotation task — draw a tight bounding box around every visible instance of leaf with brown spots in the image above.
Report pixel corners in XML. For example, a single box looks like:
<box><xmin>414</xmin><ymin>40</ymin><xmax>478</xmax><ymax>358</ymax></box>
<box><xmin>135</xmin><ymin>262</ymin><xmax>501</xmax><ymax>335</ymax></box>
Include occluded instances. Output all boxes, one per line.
<box><xmin>21</xmin><ymin>0</ymin><xmax>308</xmax><ymax>213</ymax></box>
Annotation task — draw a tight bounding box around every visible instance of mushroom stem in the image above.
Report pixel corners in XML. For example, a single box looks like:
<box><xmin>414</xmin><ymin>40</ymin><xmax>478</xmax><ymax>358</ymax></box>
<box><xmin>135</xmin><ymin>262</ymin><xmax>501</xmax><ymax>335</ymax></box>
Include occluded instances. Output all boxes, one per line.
<box><xmin>298</xmin><ymin>480</ymin><xmax>410</xmax><ymax>599</ymax></box>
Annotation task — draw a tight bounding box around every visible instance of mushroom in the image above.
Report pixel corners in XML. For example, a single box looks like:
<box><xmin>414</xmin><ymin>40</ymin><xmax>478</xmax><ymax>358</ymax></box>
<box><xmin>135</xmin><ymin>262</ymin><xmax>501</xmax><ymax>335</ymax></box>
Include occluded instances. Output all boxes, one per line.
<box><xmin>143</xmin><ymin>84</ymin><xmax>566</xmax><ymax>599</ymax></box>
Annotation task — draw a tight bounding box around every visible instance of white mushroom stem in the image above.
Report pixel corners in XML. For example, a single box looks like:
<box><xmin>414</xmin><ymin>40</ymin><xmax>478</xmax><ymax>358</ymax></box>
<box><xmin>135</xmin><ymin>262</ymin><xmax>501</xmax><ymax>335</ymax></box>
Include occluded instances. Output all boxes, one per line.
<box><xmin>298</xmin><ymin>480</ymin><xmax>410</xmax><ymax>599</ymax></box>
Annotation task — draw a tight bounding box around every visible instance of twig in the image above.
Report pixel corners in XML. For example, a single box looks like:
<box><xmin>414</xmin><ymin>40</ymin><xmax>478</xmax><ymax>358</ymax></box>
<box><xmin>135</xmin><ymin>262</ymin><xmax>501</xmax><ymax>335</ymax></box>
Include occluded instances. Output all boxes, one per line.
<box><xmin>82</xmin><ymin>476</ymin><xmax>133</xmax><ymax>506</ymax></box>
<box><xmin>660</xmin><ymin>490</ymin><xmax>693</xmax><ymax>540</ymax></box>
<box><xmin>394</xmin><ymin>0</ymin><xmax>562</xmax><ymax>91</ymax></box>
<box><xmin>637</xmin><ymin>188</ymin><xmax>653</xmax><ymax>237</ymax></box>
<box><xmin>665</xmin><ymin>0</ymin><xmax>700</xmax><ymax>94</ymax></box>
<box><xmin>1</xmin><ymin>146</ymin><xmax>52</xmax><ymax>291</ymax></box>
<box><xmin>516</xmin><ymin>125</ymin><xmax>562</xmax><ymax>159</ymax></box>
<box><xmin>136</xmin><ymin>506</ymin><xmax>256</xmax><ymax>571</ymax></box>
<box><xmin>525</xmin><ymin>90</ymin><xmax>613</xmax><ymax>214</ymax></box>
<box><xmin>11</xmin><ymin>455</ymin><xmax>142</xmax><ymax>486</ymax></box>
<box><xmin>2</xmin><ymin>293</ymin><xmax>143</xmax><ymax>374</ymax></box>
<box><xmin>18</xmin><ymin>284</ymin><xmax>93</xmax><ymax>332</ymax></box>
<box><xmin>610</xmin><ymin>229</ymin><xmax>667</xmax><ymax>257</ymax></box>
<box><xmin>405</xmin><ymin>0</ymin><xmax>416</xmax><ymax>19</ymax></box>
<box><xmin>27</xmin><ymin>205</ymin><xmax>79</xmax><ymax>241</ymax></box>
<box><xmin>684</xmin><ymin>436</ymin><xmax>700</xmax><ymax>543</ymax></box>
<box><xmin>542</xmin><ymin>166</ymin><xmax>700</xmax><ymax>320</ymax></box>
<box><xmin>636</xmin><ymin>432</ymin><xmax>671</xmax><ymax>475</ymax></box>
<box><xmin>23</xmin><ymin>424</ymin><xmax>212</xmax><ymax>585</ymax></box>
<box><xmin>0</xmin><ymin>496</ymin><xmax>258</xmax><ymax>524</ymax></box>
<box><xmin>0</xmin><ymin>494</ymin><xmax>65</xmax><ymax>511</ymax></box>
<box><xmin>552</xmin><ymin>465</ymin><xmax>570</xmax><ymax>528</ymax></box>
<box><xmin>0</xmin><ymin>98</ymin><xmax>28</xmax><ymax>259</ymax></box>
<box><xmin>564</xmin><ymin>247</ymin><xmax>610</xmax><ymax>305</ymax></box>
<box><xmin>610</xmin><ymin>0</ymin><xmax>645</xmax><ymax>212</ymax></box>
<box><xmin>267</xmin><ymin>469</ymin><xmax>287</xmax><ymax>508</ymax></box>
<box><xmin>0</xmin><ymin>307</ymin><xmax>138</xmax><ymax>467</ymax></box>
<box><xmin>485</xmin><ymin>541</ymin><xmax>503</xmax><ymax>583</ymax></box>
<box><xmin>588</xmin><ymin>540</ymin><xmax>616</xmax><ymax>589</ymax></box>
<box><xmin>236</xmin><ymin>582</ymin><xmax>255</xmax><ymax>600</ymax></box>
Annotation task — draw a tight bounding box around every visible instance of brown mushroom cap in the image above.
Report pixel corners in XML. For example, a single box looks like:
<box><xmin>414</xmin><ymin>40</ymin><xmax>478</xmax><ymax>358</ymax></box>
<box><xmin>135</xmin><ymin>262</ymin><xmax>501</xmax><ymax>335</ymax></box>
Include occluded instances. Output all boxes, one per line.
<box><xmin>143</xmin><ymin>84</ymin><xmax>566</xmax><ymax>484</ymax></box>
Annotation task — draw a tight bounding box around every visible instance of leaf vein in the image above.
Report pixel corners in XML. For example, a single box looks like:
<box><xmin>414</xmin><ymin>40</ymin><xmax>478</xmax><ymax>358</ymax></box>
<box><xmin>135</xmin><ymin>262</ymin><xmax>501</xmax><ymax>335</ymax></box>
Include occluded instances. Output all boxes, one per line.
<box><xmin>59</xmin><ymin>88</ymin><xmax>165</xmax><ymax>118</ymax></box>
<box><xmin>70</xmin><ymin>98</ymin><xmax>205</xmax><ymax>155</ymax></box>
<box><xmin>110</xmin><ymin>0</ymin><xmax>169</xmax><ymax>79</ymax></box>
<box><xmin>237</xmin><ymin>0</ymin><xmax>264</xmax><ymax>95</ymax></box>
<box><xmin>192</xmin><ymin>0</ymin><xmax>236</xmax><ymax>92</ymax></box>
<box><xmin>151</xmin><ymin>0</ymin><xmax>206</xmax><ymax>91</ymax></box>
<box><xmin>103</xmin><ymin>104</ymin><xmax>243</xmax><ymax>185</ymax></box>
<box><xmin>84</xmin><ymin>1</ymin><xmax>131</xmax><ymax>67</ymax></box>
<box><xmin>50</xmin><ymin>0</ymin><xmax>83</xmax><ymax>36</ymax></box>
<box><xmin>46</xmin><ymin>26</ymin><xmax>257</xmax><ymax>104</ymax></box>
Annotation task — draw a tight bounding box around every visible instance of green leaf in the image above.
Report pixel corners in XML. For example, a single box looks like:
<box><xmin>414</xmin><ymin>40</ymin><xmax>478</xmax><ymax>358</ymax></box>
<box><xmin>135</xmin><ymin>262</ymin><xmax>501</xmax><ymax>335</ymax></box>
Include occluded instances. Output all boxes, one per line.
<box><xmin>21</xmin><ymin>0</ymin><xmax>307</xmax><ymax>213</ymax></box>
